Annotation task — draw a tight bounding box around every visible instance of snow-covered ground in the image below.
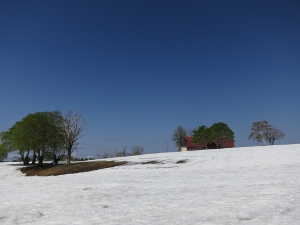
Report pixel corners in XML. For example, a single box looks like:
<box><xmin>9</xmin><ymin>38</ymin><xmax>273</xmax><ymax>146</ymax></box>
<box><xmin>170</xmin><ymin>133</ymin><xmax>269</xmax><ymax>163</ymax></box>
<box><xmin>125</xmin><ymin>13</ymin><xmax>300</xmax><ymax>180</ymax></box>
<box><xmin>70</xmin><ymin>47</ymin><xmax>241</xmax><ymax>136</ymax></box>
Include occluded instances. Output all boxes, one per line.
<box><xmin>1</xmin><ymin>144</ymin><xmax>300</xmax><ymax>225</ymax></box>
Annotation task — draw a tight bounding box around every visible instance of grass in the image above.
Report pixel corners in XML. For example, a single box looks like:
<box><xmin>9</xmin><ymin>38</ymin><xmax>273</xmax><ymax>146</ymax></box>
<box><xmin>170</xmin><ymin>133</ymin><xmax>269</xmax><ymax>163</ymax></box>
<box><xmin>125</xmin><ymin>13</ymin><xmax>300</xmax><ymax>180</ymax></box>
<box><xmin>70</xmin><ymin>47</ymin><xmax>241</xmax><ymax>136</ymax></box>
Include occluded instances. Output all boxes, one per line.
<box><xmin>19</xmin><ymin>160</ymin><xmax>128</xmax><ymax>176</ymax></box>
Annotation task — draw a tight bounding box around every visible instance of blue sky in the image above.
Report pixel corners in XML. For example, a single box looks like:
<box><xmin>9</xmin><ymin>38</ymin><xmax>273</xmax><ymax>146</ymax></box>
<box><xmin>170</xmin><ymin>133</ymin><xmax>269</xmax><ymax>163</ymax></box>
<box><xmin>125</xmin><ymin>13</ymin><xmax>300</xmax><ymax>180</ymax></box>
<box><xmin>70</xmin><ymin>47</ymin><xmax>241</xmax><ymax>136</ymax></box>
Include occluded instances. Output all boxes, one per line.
<box><xmin>1</xmin><ymin>0</ymin><xmax>299</xmax><ymax>157</ymax></box>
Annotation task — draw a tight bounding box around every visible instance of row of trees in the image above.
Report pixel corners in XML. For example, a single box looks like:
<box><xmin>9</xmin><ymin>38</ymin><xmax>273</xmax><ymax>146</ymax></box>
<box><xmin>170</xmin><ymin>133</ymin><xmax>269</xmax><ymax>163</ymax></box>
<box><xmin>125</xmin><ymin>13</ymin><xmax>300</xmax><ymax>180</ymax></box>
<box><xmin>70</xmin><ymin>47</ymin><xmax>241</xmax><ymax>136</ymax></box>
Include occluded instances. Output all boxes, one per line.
<box><xmin>0</xmin><ymin>110</ymin><xmax>85</xmax><ymax>165</ymax></box>
<box><xmin>96</xmin><ymin>146</ymin><xmax>145</xmax><ymax>159</ymax></box>
<box><xmin>248</xmin><ymin>120</ymin><xmax>285</xmax><ymax>145</ymax></box>
<box><xmin>171</xmin><ymin>120</ymin><xmax>285</xmax><ymax>151</ymax></box>
<box><xmin>172</xmin><ymin>122</ymin><xmax>235</xmax><ymax>150</ymax></box>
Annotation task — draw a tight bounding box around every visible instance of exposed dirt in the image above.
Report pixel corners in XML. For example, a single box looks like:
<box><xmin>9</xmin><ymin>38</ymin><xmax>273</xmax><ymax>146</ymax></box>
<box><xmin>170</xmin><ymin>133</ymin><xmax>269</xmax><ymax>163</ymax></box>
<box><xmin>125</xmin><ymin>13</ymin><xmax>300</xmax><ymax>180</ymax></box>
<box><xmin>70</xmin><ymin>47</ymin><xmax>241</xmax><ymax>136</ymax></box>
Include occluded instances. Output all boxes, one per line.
<box><xmin>140</xmin><ymin>160</ymin><xmax>161</xmax><ymax>164</ymax></box>
<box><xmin>19</xmin><ymin>161</ymin><xmax>128</xmax><ymax>176</ymax></box>
<box><xmin>176</xmin><ymin>159</ymin><xmax>188</xmax><ymax>164</ymax></box>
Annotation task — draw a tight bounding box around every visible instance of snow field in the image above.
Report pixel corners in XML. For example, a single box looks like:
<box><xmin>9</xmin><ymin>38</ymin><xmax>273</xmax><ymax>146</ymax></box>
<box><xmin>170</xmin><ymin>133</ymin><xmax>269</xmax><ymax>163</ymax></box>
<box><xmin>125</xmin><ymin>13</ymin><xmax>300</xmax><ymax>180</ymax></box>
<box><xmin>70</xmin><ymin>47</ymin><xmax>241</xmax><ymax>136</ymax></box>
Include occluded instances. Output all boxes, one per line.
<box><xmin>0</xmin><ymin>144</ymin><xmax>300</xmax><ymax>224</ymax></box>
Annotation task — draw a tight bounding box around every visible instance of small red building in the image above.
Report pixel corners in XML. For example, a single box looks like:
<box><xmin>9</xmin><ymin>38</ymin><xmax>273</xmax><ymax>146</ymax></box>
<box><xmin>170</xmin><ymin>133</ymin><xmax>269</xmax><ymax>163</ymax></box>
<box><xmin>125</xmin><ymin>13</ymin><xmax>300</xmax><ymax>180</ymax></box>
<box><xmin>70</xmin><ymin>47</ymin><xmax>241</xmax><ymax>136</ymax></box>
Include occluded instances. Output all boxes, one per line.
<box><xmin>180</xmin><ymin>137</ymin><xmax>234</xmax><ymax>151</ymax></box>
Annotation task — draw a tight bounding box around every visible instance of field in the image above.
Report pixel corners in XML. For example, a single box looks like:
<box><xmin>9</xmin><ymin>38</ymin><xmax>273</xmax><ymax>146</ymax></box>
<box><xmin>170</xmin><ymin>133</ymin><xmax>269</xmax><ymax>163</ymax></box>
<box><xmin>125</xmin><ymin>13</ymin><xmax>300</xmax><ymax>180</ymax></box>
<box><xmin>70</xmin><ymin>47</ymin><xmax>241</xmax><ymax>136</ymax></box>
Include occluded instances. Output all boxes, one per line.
<box><xmin>1</xmin><ymin>144</ymin><xmax>300</xmax><ymax>224</ymax></box>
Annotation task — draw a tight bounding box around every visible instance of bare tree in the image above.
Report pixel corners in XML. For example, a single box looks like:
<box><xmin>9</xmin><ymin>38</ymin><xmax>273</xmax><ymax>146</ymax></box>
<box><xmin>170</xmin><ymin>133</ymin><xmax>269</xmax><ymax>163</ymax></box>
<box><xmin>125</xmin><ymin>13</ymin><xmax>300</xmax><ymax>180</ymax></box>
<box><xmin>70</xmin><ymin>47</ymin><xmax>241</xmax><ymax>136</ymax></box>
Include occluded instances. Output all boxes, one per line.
<box><xmin>264</xmin><ymin>126</ymin><xmax>285</xmax><ymax>145</ymax></box>
<box><xmin>96</xmin><ymin>151</ymin><xmax>109</xmax><ymax>159</ymax></box>
<box><xmin>63</xmin><ymin>110</ymin><xmax>86</xmax><ymax>165</ymax></box>
<box><xmin>248</xmin><ymin>120</ymin><xmax>270</xmax><ymax>146</ymax></box>
<box><xmin>131</xmin><ymin>146</ymin><xmax>144</xmax><ymax>155</ymax></box>
<box><xmin>172</xmin><ymin>125</ymin><xmax>187</xmax><ymax>151</ymax></box>
<box><xmin>248</xmin><ymin>120</ymin><xmax>285</xmax><ymax>145</ymax></box>
<box><xmin>116</xmin><ymin>146</ymin><xmax>127</xmax><ymax>157</ymax></box>
<box><xmin>97</xmin><ymin>146</ymin><xmax>128</xmax><ymax>159</ymax></box>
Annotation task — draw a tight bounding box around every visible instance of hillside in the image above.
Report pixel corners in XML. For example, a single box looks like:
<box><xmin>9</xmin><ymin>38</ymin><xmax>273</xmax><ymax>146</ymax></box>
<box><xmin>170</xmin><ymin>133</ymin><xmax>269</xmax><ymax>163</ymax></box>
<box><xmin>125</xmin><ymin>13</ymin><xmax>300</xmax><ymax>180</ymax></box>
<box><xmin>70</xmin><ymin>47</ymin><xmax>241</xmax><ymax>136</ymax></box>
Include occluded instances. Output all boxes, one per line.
<box><xmin>0</xmin><ymin>144</ymin><xmax>300</xmax><ymax>224</ymax></box>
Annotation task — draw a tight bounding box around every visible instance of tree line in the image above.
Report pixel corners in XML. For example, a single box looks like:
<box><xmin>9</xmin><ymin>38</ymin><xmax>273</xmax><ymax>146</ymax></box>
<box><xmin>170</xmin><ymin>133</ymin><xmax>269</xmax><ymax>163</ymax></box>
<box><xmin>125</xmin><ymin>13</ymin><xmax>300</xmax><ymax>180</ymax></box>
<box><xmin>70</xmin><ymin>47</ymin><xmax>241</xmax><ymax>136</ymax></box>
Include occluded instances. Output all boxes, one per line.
<box><xmin>96</xmin><ymin>146</ymin><xmax>144</xmax><ymax>159</ymax></box>
<box><xmin>172</xmin><ymin>120</ymin><xmax>285</xmax><ymax>151</ymax></box>
<box><xmin>172</xmin><ymin>122</ymin><xmax>235</xmax><ymax>150</ymax></box>
<box><xmin>0</xmin><ymin>110</ymin><xmax>85</xmax><ymax>165</ymax></box>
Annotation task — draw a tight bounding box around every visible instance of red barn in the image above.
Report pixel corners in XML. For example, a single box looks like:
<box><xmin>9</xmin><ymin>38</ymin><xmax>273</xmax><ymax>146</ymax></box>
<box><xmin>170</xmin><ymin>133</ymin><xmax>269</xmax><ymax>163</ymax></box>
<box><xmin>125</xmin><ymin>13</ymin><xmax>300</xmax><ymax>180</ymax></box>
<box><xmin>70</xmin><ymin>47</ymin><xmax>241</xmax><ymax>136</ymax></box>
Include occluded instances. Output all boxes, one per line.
<box><xmin>180</xmin><ymin>137</ymin><xmax>234</xmax><ymax>151</ymax></box>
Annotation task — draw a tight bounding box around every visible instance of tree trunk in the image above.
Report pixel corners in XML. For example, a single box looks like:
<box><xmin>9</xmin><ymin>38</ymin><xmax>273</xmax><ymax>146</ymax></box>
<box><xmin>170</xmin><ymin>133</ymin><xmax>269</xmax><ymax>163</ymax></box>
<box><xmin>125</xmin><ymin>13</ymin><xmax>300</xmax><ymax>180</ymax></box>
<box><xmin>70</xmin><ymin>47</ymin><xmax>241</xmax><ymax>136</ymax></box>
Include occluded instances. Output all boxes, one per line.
<box><xmin>66</xmin><ymin>154</ymin><xmax>71</xmax><ymax>165</ymax></box>
<box><xmin>21</xmin><ymin>151</ymin><xmax>30</xmax><ymax>165</ymax></box>
<box><xmin>53</xmin><ymin>153</ymin><xmax>60</xmax><ymax>164</ymax></box>
<box><xmin>66</xmin><ymin>144</ymin><xmax>73</xmax><ymax>165</ymax></box>
<box><xmin>66</xmin><ymin>148</ymin><xmax>72</xmax><ymax>165</ymax></box>
<box><xmin>37</xmin><ymin>150</ymin><xmax>44</xmax><ymax>167</ymax></box>
<box><xmin>31</xmin><ymin>151</ymin><xmax>37</xmax><ymax>164</ymax></box>
<box><xmin>271</xmin><ymin>139</ymin><xmax>275</xmax><ymax>145</ymax></box>
<box><xmin>38</xmin><ymin>155</ymin><xmax>44</xmax><ymax>167</ymax></box>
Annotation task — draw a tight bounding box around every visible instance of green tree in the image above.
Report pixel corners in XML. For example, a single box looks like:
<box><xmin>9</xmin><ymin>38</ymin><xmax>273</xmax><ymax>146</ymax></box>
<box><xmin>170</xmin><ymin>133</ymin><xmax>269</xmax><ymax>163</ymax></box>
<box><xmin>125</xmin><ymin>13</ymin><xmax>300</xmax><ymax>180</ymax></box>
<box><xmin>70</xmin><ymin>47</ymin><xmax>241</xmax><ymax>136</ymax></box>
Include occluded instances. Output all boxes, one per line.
<box><xmin>192</xmin><ymin>126</ymin><xmax>213</xmax><ymax>149</ymax></box>
<box><xmin>210</xmin><ymin>122</ymin><xmax>235</xmax><ymax>149</ymax></box>
<box><xmin>0</xmin><ymin>122</ymin><xmax>31</xmax><ymax>165</ymax></box>
<box><xmin>1</xmin><ymin>111</ymin><xmax>69</xmax><ymax>165</ymax></box>
<box><xmin>0</xmin><ymin>143</ymin><xmax>8</xmax><ymax>161</ymax></box>
<box><xmin>172</xmin><ymin>125</ymin><xmax>187</xmax><ymax>151</ymax></box>
<box><xmin>17</xmin><ymin>111</ymin><xmax>65</xmax><ymax>166</ymax></box>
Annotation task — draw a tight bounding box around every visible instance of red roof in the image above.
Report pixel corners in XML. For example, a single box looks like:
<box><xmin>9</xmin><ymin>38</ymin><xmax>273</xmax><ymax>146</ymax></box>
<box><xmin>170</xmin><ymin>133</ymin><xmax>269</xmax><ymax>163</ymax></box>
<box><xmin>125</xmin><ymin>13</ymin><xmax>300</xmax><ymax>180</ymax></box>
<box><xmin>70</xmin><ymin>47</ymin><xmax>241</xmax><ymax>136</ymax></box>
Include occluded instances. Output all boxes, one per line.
<box><xmin>183</xmin><ymin>137</ymin><xmax>234</xmax><ymax>148</ymax></box>
<box><xmin>184</xmin><ymin>137</ymin><xmax>199</xmax><ymax>148</ymax></box>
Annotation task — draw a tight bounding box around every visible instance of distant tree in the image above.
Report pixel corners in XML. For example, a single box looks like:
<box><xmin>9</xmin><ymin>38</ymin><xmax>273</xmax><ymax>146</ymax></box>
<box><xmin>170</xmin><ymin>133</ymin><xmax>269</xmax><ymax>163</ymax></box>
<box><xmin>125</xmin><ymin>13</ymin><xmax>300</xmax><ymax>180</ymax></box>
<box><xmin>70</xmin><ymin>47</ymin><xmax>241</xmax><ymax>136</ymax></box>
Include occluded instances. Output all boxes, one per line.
<box><xmin>265</xmin><ymin>126</ymin><xmax>285</xmax><ymax>145</ymax></box>
<box><xmin>0</xmin><ymin>122</ymin><xmax>31</xmax><ymax>165</ymax></box>
<box><xmin>121</xmin><ymin>146</ymin><xmax>127</xmax><ymax>156</ymax></box>
<box><xmin>186</xmin><ymin>128</ymin><xmax>196</xmax><ymax>136</ymax></box>
<box><xmin>131</xmin><ymin>146</ymin><xmax>144</xmax><ymax>155</ymax></box>
<box><xmin>172</xmin><ymin>125</ymin><xmax>187</xmax><ymax>151</ymax></box>
<box><xmin>210</xmin><ymin>122</ymin><xmax>235</xmax><ymax>149</ymax></box>
<box><xmin>248</xmin><ymin>120</ymin><xmax>269</xmax><ymax>146</ymax></box>
<box><xmin>192</xmin><ymin>126</ymin><xmax>213</xmax><ymax>149</ymax></box>
<box><xmin>96</xmin><ymin>151</ymin><xmax>109</xmax><ymax>159</ymax></box>
<box><xmin>248</xmin><ymin>121</ymin><xmax>285</xmax><ymax>145</ymax></box>
<box><xmin>0</xmin><ymin>130</ymin><xmax>11</xmax><ymax>162</ymax></box>
<box><xmin>0</xmin><ymin>143</ymin><xmax>8</xmax><ymax>161</ymax></box>
<box><xmin>115</xmin><ymin>146</ymin><xmax>128</xmax><ymax>157</ymax></box>
<box><xmin>62</xmin><ymin>110</ymin><xmax>86</xmax><ymax>165</ymax></box>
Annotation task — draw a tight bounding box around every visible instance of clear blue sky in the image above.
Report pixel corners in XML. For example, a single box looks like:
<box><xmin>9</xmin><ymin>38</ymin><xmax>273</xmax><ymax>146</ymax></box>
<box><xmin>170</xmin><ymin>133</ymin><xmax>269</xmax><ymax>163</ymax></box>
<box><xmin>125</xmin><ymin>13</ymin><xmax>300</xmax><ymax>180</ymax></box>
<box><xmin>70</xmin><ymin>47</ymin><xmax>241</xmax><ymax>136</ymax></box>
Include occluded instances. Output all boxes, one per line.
<box><xmin>1</xmin><ymin>0</ymin><xmax>299</xmax><ymax>157</ymax></box>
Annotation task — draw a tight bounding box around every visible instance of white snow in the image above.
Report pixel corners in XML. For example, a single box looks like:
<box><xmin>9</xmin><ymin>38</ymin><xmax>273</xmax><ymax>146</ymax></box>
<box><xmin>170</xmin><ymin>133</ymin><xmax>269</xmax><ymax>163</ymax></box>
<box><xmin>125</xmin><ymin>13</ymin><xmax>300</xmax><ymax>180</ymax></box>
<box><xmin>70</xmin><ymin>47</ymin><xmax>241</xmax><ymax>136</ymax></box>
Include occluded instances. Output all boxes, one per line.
<box><xmin>1</xmin><ymin>144</ymin><xmax>300</xmax><ymax>224</ymax></box>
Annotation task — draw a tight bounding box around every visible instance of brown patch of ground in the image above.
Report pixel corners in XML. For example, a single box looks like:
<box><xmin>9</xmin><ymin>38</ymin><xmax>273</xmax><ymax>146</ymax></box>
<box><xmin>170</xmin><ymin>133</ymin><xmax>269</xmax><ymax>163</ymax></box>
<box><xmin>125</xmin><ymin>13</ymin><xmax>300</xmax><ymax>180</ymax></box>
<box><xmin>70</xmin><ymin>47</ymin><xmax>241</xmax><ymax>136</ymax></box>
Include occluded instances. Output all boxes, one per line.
<box><xmin>19</xmin><ymin>161</ymin><xmax>128</xmax><ymax>176</ymax></box>
<box><xmin>176</xmin><ymin>159</ymin><xmax>188</xmax><ymax>164</ymax></box>
<box><xmin>140</xmin><ymin>160</ymin><xmax>161</xmax><ymax>164</ymax></box>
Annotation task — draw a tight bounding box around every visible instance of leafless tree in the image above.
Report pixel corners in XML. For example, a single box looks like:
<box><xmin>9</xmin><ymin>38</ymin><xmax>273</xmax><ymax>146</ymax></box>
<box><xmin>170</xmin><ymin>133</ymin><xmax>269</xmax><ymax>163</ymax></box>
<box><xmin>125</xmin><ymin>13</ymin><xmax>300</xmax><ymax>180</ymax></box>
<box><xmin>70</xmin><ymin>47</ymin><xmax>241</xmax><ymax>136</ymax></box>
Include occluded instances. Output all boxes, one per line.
<box><xmin>131</xmin><ymin>146</ymin><xmax>144</xmax><ymax>155</ymax></box>
<box><xmin>115</xmin><ymin>147</ymin><xmax>127</xmax><ymax>157</ymax></box>
<box><xmin>121</xmin><ymin>146</ymin><xmax>127</xmax><ymax>156</ymax></box>
<box><xmin>248</xmin><ymin>120</ymin><xmax>270</xmax><ymax>146</ymax></box>
<box><xmin>63</xmin><ymin>110</ymin><xmax>86</xmax><ymax>165</ymax></box>
<box><xmin>95</xmin><ymin>153</ymin><xmax>102</xmax><ymax>159</ymax></box>
<box><xmin>96</xmin><ymin>151</ymin><xmax>109</xmax><ymax>159</ymax></box>
<box><xmin>264</xmin><ymin>126</ymin><xmax>285</xmax><ymax>145</ymax></box>
<box><xmin>248</xmin><ymin>120</ymin><xmax>285</xmax><ymax>145</ymax></box>
<box><xmin>172</xmin><ymin>125</ymin><xmax>187</xmax><ymax>151</ymax></box>
<box><xmin>96</xmin><ymin>149</ymin><xmax>118</xmax><ymax>158</ymax></box>
<box><xmin>186</xmin><ymin>128</ymin><xmax>195</xmax><ymax>136</ymax></box>
<box><xmin>108</xmin><ymin>149</ymin><xmax>117</xmax><ymax>158</ymax></box>
<box><xmin>114</xmin><ymin>151</ymin><xmax>123</xmax><ymax>157</ymax></box>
